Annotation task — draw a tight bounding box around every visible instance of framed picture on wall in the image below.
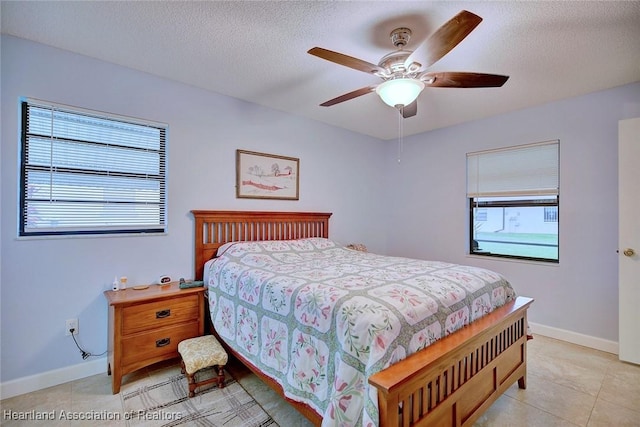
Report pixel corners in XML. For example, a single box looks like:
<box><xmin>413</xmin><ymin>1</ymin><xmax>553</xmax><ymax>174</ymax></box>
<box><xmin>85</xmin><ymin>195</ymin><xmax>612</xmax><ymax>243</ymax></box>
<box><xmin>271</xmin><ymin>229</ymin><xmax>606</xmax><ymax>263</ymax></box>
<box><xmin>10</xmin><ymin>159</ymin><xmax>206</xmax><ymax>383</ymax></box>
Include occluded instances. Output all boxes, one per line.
<box><xmin>236</xmin><ymin>150</ymin><xmax>300</xmax><ymax>200</ymax></box>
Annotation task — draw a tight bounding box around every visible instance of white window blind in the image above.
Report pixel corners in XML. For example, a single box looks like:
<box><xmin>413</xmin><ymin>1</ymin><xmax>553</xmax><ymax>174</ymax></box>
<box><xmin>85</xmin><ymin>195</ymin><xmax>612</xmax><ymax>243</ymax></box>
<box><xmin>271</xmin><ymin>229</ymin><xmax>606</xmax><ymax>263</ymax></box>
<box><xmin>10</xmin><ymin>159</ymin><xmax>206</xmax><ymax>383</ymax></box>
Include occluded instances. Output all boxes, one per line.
<box><xmin>20</xmin><ymin>99</ymin><xmax>167</xmax><ymax>236</ymax></box>
<box><xmin>466</xmin><ymin>140</ymin><xmax>559</xmax><ymax>198</ymax></box>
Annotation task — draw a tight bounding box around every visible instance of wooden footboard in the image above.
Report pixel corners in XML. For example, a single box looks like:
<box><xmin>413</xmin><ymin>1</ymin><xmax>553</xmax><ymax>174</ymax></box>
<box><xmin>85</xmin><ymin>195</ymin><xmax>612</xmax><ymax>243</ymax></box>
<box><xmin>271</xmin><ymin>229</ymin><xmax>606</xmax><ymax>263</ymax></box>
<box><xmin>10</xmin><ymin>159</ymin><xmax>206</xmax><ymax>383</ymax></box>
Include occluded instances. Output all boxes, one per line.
<box><xmin>192</xmin><ymin>210</ymin><xmax>533</xmax><ymax>426</ymax></box>
<box><xmin>369</xmin><ymin>296</ymin><xmax>533</xmax><ymax>427</ymax></box>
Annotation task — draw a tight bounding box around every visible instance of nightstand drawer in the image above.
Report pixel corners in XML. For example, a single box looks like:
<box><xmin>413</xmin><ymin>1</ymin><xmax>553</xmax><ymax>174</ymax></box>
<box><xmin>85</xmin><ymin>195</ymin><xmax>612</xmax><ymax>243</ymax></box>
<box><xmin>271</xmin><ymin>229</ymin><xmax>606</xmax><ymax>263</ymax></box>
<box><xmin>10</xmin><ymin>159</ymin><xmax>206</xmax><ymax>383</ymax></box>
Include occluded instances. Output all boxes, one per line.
<box><xmin>121</xmin><ymin>321</ymin><xmax>200</xmax><ymax>366</ymax></box>
<box><xmin>122</xmin><ymin>295</ymin><xmax>199</xmax><ymax>334</ymax></box>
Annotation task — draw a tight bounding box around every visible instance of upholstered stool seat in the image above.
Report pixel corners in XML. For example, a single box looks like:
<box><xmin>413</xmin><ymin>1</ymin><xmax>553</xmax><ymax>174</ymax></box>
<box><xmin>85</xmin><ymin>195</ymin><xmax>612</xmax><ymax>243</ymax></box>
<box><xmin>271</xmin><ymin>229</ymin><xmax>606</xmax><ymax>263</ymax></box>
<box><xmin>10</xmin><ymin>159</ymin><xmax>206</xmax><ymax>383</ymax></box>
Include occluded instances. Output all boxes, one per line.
<box><xmin>178</xmin><ymin>335</ymin><xmax>228</xmax><ymax>397</ymax></box>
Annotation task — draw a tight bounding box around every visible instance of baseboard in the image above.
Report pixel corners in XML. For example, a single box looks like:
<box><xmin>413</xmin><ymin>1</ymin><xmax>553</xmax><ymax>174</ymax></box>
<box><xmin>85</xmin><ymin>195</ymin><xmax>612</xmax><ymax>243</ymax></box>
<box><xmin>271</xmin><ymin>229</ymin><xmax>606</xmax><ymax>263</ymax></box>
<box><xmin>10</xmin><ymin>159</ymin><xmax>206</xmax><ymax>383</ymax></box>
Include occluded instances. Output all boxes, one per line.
<box><xmin>0</xmin><ymin>357</ymin><xmax>107</xmax><ymax>400</ymax></box>
<box><xmin>529</xmin><ymin>322</ymin><xmax>619</xmax><ymax>355</ymax></box>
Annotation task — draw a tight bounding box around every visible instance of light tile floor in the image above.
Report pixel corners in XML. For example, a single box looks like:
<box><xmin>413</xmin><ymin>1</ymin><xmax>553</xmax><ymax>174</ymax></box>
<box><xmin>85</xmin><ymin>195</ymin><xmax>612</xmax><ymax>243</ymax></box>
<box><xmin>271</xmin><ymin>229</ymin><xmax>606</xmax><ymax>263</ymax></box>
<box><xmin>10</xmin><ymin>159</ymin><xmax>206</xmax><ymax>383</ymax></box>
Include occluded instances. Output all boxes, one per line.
<box><xmin>1</xmin><ymin>335</ymin><xmax>639</xmax><ymax>426</ymax></box>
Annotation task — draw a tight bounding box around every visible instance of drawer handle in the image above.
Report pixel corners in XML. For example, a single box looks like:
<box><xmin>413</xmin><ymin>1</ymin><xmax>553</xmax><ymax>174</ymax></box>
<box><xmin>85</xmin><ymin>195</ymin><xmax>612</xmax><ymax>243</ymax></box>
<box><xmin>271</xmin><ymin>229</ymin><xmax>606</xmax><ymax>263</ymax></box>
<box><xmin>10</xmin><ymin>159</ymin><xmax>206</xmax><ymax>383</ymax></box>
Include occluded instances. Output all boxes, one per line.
<box><xmin>156</xmin><ymin>309</ymin><xmax>171</xmax><ymax>319</ymax></box>
<box><xmin>155</xmin><ymin>338</ymin><xmax>170</xmax><ymax>348</ymax></box>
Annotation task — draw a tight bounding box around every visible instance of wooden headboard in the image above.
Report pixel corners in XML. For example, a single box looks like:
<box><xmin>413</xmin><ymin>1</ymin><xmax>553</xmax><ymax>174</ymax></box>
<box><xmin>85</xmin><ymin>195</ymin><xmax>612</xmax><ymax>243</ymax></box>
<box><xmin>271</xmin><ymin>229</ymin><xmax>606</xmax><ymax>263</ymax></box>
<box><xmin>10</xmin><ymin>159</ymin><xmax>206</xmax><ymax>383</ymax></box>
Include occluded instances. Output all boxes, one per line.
<box><xmin>191</xmin><ymin>210</ymin><xmax>332</xmax><ymax>280</ymax></box>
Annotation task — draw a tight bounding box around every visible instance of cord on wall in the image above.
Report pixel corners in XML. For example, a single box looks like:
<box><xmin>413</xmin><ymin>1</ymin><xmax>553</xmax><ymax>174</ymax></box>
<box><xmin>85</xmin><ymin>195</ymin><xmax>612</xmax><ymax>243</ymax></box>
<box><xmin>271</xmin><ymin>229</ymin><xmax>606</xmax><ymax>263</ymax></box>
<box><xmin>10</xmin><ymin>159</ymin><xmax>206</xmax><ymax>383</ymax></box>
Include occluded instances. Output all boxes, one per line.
<box><xmin>69</xmin><ymin>328</ymin><xmax>106</xmax><ymax>360</ymax></box>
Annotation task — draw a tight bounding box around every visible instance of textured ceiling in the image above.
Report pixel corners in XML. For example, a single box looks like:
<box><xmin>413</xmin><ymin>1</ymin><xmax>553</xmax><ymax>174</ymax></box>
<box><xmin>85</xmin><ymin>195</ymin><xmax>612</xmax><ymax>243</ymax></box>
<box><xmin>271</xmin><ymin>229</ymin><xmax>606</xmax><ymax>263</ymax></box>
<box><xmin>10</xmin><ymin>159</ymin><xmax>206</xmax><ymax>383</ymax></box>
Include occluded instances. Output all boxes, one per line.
<box><xmin>2</xmin><ymin>1</ymin><xmax>639</xmax><ymax>140</ymax></box>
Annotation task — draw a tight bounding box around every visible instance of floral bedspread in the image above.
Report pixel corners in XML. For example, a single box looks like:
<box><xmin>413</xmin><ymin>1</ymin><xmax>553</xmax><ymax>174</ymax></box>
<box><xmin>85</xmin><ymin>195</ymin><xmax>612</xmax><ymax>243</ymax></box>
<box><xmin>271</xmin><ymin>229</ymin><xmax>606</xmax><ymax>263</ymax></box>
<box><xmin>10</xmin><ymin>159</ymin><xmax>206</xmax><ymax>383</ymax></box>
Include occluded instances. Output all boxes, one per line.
<box><xmin>204</xmin><ymin>238</ymin><xmax>516</xmax><ymax>427</ymax></box>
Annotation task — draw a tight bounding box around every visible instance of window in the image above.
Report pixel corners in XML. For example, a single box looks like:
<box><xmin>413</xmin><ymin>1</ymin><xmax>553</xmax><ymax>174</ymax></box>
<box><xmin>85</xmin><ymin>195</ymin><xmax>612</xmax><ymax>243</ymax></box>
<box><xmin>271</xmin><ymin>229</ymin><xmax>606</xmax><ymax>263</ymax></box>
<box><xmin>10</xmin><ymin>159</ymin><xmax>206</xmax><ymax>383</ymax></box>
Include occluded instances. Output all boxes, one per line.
<box><xmin>20</xmin><ymin>99</ymin><xmax>167</xmax><ymax>236</ymax></box>
<box><xmin>467</xmin><ymin>141</ymin><xmax>559</xmax><ymax>262</ymax></box>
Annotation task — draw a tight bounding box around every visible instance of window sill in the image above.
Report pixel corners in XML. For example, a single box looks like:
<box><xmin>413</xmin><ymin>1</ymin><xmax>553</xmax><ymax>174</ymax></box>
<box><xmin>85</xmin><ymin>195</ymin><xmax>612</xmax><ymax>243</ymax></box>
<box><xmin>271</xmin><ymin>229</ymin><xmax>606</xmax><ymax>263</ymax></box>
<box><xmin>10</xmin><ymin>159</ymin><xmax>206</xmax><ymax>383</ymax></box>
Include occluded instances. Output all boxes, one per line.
<box><xmin>465</xmin><ymin>253</ymin><xmax>559</xmax><ymax>267</ymax></box>
<box><xmin>16</xmin><ymin>232</ymin><xmax>168</xmax><ymax>241</ymax></box>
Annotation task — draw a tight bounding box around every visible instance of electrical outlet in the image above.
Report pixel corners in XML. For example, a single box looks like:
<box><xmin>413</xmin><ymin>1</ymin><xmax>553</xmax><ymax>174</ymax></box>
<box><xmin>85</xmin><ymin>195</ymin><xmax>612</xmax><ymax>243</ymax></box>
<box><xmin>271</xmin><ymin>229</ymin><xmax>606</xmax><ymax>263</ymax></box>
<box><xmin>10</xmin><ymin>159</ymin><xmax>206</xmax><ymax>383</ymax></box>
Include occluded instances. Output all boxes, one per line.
<box><xmin>65</xmin><ymin>318</ymin><xmax>78</xmax><ymax>336</ymax></box>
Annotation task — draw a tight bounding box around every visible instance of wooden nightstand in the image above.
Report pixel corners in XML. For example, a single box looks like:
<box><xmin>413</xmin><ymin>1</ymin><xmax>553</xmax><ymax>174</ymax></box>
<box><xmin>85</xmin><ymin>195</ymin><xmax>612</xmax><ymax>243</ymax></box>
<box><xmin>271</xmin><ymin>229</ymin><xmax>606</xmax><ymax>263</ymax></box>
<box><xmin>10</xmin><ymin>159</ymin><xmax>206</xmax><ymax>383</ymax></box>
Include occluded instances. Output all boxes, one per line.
<box><xmin>104</xmin><ymin>283</ymin><xmax>205</xmax><ymax>394</ymax></box>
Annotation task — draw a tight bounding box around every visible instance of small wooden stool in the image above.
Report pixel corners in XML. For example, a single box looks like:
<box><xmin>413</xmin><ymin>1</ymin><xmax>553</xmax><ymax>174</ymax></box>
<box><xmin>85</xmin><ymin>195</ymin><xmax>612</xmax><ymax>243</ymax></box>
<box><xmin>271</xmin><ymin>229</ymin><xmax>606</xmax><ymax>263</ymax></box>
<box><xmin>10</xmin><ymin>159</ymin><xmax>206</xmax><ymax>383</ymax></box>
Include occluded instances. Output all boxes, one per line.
<box><xmin>178</xmin><ymin>335</ymin><xmax>228</xmax><ymax>397</ymax></box>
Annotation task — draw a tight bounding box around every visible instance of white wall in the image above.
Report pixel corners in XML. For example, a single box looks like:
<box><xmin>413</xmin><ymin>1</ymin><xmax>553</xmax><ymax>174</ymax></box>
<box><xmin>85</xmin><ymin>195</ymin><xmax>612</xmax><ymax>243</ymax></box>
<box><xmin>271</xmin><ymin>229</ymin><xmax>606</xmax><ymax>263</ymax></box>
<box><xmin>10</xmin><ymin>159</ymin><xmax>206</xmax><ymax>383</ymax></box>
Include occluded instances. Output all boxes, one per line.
<box><xmin>383</xmin><ymin>82</ymin><xmax>640</xmax><ymax>344</ymax></box>
<box><xmin>0</xmin><ymin>35</ymin><xmax>386</xmax><ymax>386</ymax></box>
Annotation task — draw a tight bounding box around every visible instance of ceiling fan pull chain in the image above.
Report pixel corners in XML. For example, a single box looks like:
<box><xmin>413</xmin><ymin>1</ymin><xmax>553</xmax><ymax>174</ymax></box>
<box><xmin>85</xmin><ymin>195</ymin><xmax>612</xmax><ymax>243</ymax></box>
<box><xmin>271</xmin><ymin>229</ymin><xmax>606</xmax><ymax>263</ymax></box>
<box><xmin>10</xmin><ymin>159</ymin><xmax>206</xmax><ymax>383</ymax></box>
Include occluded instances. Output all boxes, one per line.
<box><xmin>397</xmin><ymin>106</ymin><xmax>404</xmax><ymax>163</ymax></box>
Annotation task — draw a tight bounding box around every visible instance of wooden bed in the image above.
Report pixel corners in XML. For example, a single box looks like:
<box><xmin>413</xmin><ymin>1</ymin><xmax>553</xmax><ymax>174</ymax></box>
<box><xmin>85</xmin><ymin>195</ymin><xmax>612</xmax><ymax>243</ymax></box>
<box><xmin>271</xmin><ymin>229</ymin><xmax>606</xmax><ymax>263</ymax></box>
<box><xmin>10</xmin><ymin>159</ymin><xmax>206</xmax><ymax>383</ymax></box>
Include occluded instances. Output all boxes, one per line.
<box><xmin>192</xmin><ymin>210</ymin><xmax>533</xmax><ymax>427</ymax></box>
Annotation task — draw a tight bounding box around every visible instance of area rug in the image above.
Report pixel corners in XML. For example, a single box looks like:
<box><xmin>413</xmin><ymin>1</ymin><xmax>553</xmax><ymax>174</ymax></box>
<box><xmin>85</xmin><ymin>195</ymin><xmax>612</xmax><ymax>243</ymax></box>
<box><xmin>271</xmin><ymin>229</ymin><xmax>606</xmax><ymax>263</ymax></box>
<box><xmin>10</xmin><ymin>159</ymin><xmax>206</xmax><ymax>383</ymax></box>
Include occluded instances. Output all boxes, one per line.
<box><xmin>122</xmin><ymin>367</ymin><xmax>277</xmax><ymax>427</ymax></box>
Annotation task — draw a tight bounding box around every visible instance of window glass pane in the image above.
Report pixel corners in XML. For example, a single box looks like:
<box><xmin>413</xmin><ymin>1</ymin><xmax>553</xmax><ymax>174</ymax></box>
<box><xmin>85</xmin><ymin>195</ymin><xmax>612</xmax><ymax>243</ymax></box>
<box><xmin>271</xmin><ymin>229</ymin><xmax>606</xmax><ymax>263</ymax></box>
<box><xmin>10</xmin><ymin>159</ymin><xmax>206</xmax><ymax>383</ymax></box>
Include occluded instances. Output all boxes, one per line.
<box><xmin>27</xmin><ymin>171</ymin><xmax>161</xmax><ymax>202</ymax></box>
<box><xmin>27</xmin><ymin>138</ymin><xmax>160</xmax><ymax>175</ymax></box>
<box><xmin>472</xmin><ymin>197</ymin><xmax>558</xmax><ymax>261</ymax></box>
<box><xmin>29</xmin><ymin>106</ymin><xmax>160</xmax><ymax>150</ymax></box>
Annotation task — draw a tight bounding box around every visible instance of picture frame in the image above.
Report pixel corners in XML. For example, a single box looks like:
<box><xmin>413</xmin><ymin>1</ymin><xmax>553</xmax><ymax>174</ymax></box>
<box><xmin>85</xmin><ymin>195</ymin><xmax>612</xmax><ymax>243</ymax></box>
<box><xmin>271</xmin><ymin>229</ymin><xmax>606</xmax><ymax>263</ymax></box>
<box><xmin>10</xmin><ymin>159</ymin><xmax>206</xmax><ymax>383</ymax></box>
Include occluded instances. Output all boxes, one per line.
<box><xmin>236</xmin><ymin>149</ymin><xmax>300</xmax><ymax>200</ymax></box>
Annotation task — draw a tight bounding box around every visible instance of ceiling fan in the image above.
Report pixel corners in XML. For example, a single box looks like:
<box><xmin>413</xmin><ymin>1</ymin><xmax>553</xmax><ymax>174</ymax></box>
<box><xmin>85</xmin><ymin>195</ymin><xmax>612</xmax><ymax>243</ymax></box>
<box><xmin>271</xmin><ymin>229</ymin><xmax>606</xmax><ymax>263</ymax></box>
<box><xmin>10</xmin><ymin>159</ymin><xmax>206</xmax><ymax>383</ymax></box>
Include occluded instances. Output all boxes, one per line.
<box><xmin>308</xmin><ymin>10</ymin><xmax>509</xmax><ymax>118</ymax></box>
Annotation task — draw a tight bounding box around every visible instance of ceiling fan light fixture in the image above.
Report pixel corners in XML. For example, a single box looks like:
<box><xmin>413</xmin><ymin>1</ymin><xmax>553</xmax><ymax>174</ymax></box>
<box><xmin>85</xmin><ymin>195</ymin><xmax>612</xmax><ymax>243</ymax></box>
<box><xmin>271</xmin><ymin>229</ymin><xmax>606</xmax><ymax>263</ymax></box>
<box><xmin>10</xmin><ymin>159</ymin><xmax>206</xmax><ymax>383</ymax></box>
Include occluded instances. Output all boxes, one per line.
<box><xmin>376</xmin><ymin>78</ymin><xmax>425</xmax><ymax>108</ymax></box>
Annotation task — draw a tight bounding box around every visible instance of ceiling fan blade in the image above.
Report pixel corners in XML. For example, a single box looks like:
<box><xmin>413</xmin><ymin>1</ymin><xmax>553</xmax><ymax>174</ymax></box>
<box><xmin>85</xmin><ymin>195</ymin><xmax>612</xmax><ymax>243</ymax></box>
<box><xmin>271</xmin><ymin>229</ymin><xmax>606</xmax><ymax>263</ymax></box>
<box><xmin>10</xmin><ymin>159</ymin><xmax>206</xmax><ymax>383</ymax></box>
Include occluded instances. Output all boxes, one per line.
<box><xmin>308</xmin><ymin>47</ymin><xmax>384</xmax><ymax>75</ymax></box>
<box><xmin>423</xmin><ymin>72</ymin><xmax>509</xmax><ymax>88</ymax></box>
<box><xmin>400</xmin><ymin>100</ymin><xmax>417</xmax><ymax>118</ymax></box>
<box><xmin>404</xmin><ymin>10</ymin><xmax>483</xmax><ymax>70</ymax></box>
<box><xmin>320</xmin><ymin>85</ymin><xmax>378</xmax><ymax>107</ymax></box>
